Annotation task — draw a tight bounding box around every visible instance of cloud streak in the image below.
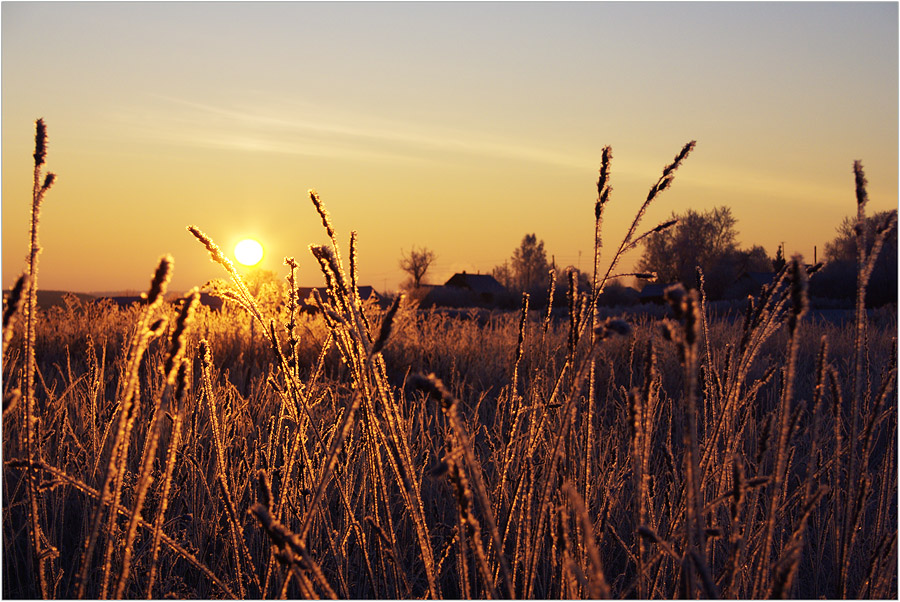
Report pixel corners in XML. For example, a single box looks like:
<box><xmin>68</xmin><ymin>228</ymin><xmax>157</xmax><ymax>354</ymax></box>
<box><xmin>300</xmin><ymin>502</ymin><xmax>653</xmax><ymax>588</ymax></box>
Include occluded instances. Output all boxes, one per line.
<box><xmin>111</xmin><ymin>95</ymin><xmax>870</xmax><ymax>212</ymax></box>
<box><xmin>115</xmin><ymin>95</ymin><xmax>602</xmax><ymax>171</ymax></box>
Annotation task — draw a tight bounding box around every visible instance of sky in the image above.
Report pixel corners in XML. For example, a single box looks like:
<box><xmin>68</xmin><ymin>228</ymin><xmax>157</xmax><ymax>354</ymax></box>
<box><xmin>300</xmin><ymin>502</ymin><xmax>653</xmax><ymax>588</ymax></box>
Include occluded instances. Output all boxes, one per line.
<box><xmin>2</xmin><ymin>1</ymin><xmax>897</xmax><ymax>294</ymax></box>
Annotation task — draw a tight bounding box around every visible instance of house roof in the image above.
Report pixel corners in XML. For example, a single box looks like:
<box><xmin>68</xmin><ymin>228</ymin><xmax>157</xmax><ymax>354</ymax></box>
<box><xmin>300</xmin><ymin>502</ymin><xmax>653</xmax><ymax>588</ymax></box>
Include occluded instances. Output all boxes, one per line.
<box><xmin>444</xmin><ymin>272</ymin><xmax>506</xmax><ymax>294</ymax></box>
<box><xmin>639</xmin><ymin>283</ymin><xmax>669</xmax><ymax>299</ymax></box>
<box><xmin>743</xmin><ymin>272</ymin><xmax>776</xmax><ymax>287</ymax></box>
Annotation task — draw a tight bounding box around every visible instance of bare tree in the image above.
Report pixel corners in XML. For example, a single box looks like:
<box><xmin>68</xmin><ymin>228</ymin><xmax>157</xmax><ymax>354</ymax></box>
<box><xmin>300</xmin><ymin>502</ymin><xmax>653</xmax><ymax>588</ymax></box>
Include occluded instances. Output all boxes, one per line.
<box><xmin>399</xmin><ymin>246</ymin><xmax>436</xmax><ymax>289</ymax></box>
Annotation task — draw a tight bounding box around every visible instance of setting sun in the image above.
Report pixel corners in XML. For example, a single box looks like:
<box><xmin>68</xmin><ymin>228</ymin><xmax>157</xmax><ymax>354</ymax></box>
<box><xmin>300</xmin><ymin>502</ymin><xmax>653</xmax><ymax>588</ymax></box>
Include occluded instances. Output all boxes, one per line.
<box><xmin>234</xmin><ymin>238</ymin><xmax>264</xmax><ymax>266</ymax></box>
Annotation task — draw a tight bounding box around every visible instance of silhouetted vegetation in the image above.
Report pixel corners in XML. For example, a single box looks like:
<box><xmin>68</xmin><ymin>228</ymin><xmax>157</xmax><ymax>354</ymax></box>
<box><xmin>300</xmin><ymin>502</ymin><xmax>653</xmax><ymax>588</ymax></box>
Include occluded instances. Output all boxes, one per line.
<box><xmin>399</xmin><ymin>245</ymin><xmax>437</xmax><ymax>289</ymax></box>
<box><xmin>810</xmin><ymin>210</ymin><xmax>898</xmax><ymax>307</ymax></box>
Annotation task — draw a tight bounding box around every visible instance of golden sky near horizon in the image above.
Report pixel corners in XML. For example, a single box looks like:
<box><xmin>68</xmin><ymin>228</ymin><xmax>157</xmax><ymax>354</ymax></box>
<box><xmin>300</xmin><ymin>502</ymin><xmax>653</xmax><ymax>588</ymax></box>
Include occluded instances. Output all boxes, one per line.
<box><xmin>2</xmin><ymin>2</ymin><xmax>897</xmax><ymax>294</ymax></box>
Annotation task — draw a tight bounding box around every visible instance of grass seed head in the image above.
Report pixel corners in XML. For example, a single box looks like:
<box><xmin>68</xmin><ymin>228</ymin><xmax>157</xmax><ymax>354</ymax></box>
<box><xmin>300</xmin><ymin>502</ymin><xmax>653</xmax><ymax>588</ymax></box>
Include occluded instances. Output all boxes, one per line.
<box><xmin>164</xmin><ymin>289</ymin><xmax>199</xmax><ymax>377</ymax></box>
<box><xmin>664</xmin><ymin>283</ymin><xmax>687</xmax><ymax>318</ymax></box>
<box><xmin>654</xmin><ymin>219</ymin><xmax>677</xmax><ymax>233</ymax></box>
<box><xmin>256</xmin><ymin>470</ymin><xmax>273</xmax><ymax>511</ymax></box>
<box><xmin>853</xmin><ymin>160</ymin><xmax>869</xmax><ymax>209</ymax></box>
<box><xmin>372</xmin><ymin>293</ymin><xmax>403</xmax><ymax>355</ymax></box>
<box><xmin>596</xmin><ymin>146</ymin><xmax>613</xmax><ymax>216</ymax></box>
<box><xmin>187</xmin><ymin>226</ymin><xmax>232</xmax><ymax>269</ymax></box>
<box><xmin>144</xmin><ymin>255</ymin><xmax>173</xmax><ymax>306</ymax></box>
<box><xmin>662</xmin><ymin>140</ymin><xmax>697</xmax><ymax>177</ymax></box>
<box><xmin>33</xmin><ymin>119</ymin><xmax>47</xmax><ymax>167</ymax></box>
<box><xmin>40</xmin><ymin>173</ymin><xmax>56</xmax><ymax>192</ymax></box>
<box><xmin>3</xmin><ymin>273</ymin><xmax>28</xmax><ymax>329</ymax></box>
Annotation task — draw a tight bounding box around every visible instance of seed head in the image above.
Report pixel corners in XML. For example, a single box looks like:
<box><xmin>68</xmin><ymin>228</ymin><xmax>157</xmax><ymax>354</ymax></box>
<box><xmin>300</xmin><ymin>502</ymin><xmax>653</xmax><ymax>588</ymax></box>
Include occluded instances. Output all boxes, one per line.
<box><xmin>187</xmin><ymin>226</ymin><xmax>231</xmax><ymax>268</ymax></box>
<box><xmin>309</xmin><ymin>189</ymin><xmax>336</xmax><ymax>241</ymax></box>
<box><xmin>853</xmin><ymin>160</ymin><xmax>869</xmax><ymax>209</ymax></box>
<box><xmin>372</xmin><ymin>293</ymin><xmax>403</xmax><ymax>355</ymax></box>
<box><xmin>3</xmin><ymin>273</ymin><xmax>28</xmax><ymax>329</ymax></box>
<box><xmin>662</xmin><ymin>140</ymin><xmax>697</xmax><ymax>178</ymax></box>
<box><xmin>144</xmin><ymin>255</ymin><xmax>173</xmax><ymax>306</ymax></box>
<box><xmin>596</xmin><ymin>146</ymin><xmax>613</xmax><ymax>217</ymax></box>
<box><xmin>257</xmin><ymin>469</ymin><xmax>273</xmax><ymax>511</ymax></box>
<box><xmin>164</xmin><ymin>289</ymin><xmax>199</xmax><ymax>377</ymax></box>
<box><xmin>41</xmin><ymin>173</ymin><xmax>56</xmax><ymax>192</ymax></box>
<box><xmin>597</xmin><ymin>146</ymin><xmax>613</xmax><ymax>197</ymax></box>
<box><xmin>654</xmin><ymin>219</ymin><xmax>677</xmax><ymax>233</ymax></box>
<box><xmin>664</xmin><ymin>283</ymin><xmax>687</xmax><ymax>318</ymax></box>
<box><xmin>33</xmin><ymin>119</ymin><xmax>47</xmax><ymax>167</ymax></box>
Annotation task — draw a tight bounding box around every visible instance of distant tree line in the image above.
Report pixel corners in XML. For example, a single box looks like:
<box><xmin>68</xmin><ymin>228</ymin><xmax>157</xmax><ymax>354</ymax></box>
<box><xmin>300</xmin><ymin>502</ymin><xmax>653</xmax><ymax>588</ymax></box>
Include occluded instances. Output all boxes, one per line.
<box><xmin>636</xmin><ymin>206</ymin><xmax>772</xmax><ymax>300</ymax></box>
<box><xmin>809</xmin><ymin>210</ymin><xmax>897</xmax><ymax>307</ymax></box>
<box><xmin>398</xmin><ymin>205</ymin><xmax>897</xmax><ymax>308</ymax></box>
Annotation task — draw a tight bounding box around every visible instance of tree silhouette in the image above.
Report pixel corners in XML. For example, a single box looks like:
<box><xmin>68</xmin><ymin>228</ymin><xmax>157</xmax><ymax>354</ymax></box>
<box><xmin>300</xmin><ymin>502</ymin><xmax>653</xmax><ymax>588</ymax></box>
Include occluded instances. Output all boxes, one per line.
<box><xmin>510</xmin><ymin>233</ymin><xmax>551</xmax><ymax>293</ymax></box>
<box><xmin>773</xmin><ymin>243</ymin><xmax>786</xmax><ymax>272</ymax></box>
<box><xmin>811</xmin><ymin>210</ymin><xmax>898</xmax><ymax>306</ymax></box>
<box><xmin>638</xmin><ymin>206</ymin><xmax>738</xmax><ymax>286</ymax></box>
<box><xmin>399</xmin><ymin>246</ymin><xmax>436</xmax><ymax>289</ymax></box>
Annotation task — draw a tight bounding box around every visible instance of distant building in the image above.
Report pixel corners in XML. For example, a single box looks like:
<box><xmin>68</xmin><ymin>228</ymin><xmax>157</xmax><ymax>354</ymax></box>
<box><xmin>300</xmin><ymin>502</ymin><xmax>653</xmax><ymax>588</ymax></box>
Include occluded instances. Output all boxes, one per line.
<box><xmin>638</xmin><ymin>283</ymin><xmax>671</xmax><ymax>305</ymax></box>
<box><xmin>420</xmin><ymin>272</ymin><xmax>508</xmax><ymax>308</ymax></box>
<box><xmin>596</xmin><ymin>284</ymin><xmax>640</xmax><ymax>307</ymax></box>
<box><xmin>725</xmin><ymin>271</ymin><xmax>777</xmax><ymax>299</ymax></box>
<box><xmin>744</xmin><ymin>271</ymin><xmax>776</xmax><ymax>290</ymax></box>
<box><xmin>444</xmin><ymin>272</ymin><xmax>506</xmax><ymax>303</ymax></box>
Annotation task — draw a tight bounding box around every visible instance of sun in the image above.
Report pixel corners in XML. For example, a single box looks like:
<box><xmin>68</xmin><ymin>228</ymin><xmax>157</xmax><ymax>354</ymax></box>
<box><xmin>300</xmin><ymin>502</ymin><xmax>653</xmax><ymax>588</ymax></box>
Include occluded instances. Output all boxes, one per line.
<box><xmin>234</xmin><ymin>238</ymin><xmax>264</xmax><ymax>266</ymax></box>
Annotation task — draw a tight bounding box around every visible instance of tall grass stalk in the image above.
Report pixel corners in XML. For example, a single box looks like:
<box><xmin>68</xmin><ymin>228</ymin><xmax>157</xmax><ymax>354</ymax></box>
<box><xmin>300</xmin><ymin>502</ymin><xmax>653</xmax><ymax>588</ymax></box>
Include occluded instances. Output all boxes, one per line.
<box><xmin>755</xmin><ymin>258</ymin><xmax>808</xmax><ymax>598</ymax></box>
<box><xmin>20</xmin><ymin>119</ymin><xmax>57</xmax><ymax>598</ymax></box>
<box><xmin>74</xmin><ymin>256</ymin><xmax>171</xmax><ymax>599</ymax></box>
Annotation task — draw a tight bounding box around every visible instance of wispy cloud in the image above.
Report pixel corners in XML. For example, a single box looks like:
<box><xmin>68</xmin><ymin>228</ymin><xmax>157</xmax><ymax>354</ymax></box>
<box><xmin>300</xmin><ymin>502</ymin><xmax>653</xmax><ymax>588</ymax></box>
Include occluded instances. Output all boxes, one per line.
<box><xmin>114</xmin><ymin>94</ymin><xmax>602</xmax><ymax>171</ymax></box>
<box><xmin>111</xmin><ymin>96</ymin><xmax>858</xmax><ymax>212</ymax></box>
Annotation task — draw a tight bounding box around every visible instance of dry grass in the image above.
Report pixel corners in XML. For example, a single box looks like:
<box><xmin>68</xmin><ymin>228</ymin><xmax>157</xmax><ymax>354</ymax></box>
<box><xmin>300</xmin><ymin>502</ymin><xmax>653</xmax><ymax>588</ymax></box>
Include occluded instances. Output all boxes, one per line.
<box><xmin>3</xmin><ymin>121</ymin><xmax>896</xmax><ymax>599</ymax></box>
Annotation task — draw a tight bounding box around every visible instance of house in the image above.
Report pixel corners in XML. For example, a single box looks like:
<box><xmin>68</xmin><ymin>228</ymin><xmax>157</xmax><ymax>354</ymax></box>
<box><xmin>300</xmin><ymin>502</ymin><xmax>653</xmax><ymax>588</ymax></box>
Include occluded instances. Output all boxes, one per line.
<box><xmin>744</xmin><ymin>271</ymin><xmax>776</xmax><ymax>290</ymax></box>
<box><xmin>724</xmin><ymin>271</ymin><xmax>777</xmax><ymax>299</ymax></box>
<box><xmin>419</xmin><ymin>272</ymin><xmax>509</xmax><ymax>308</ymax></box>
<box><xmin>444</xmin><ymin>272</ymin><xmax>506</xmax><ymax>303</ymax></box>
<box><xmin>638</xmin><ymin>283</ymin><xmax>671</xmax><ymax>305</ymax></box>
<box><xmin>596</xmin><ymin>284</ymin><xmax>640</xmax><ymax>307</ymax></box>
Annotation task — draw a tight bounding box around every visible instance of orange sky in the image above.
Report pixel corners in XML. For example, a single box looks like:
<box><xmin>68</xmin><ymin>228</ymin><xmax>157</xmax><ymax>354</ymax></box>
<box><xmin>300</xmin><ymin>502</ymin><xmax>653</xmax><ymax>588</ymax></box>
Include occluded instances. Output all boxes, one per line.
<box><xmin>3</xmin><ymin>2</ymin><xmax>897</xmax><ymax>294</ymax></box>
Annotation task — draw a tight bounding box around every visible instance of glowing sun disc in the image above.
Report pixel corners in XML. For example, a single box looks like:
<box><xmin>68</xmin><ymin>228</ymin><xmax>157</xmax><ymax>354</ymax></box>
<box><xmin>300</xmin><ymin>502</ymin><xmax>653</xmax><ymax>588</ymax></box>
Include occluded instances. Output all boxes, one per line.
<box><xmin>235</xmin><ymin>238</ymin><xmax>264</xmax><ymax>266</ymax></box>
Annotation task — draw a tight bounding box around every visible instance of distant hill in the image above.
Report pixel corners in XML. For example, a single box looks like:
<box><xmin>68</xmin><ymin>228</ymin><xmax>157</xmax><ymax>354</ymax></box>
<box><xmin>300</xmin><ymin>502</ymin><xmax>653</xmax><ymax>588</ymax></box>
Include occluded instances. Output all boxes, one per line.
<box><xmin>23</xmin><ymin>290</ymin><xmax>97</xmax><ymax>310</ymax></box>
